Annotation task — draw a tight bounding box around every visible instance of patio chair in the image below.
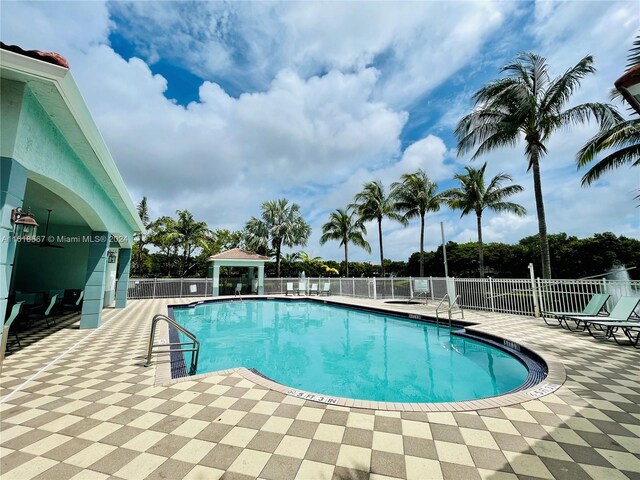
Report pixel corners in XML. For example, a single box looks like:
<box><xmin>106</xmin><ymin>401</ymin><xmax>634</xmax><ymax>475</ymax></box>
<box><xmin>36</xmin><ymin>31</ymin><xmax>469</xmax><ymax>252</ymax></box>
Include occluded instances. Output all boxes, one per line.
<box><xmin>26</xmin><ymin>294</ymin><xmax>58</xmax><ymax>327</ymax></box>
<box><xmin>298</xmin><ymin>281</ymin><xmax>307</xmax><ymax>295</ymax></box>
<box><xmin>234</xmin><ymin>283</ymin><xmax>242</xmax><ymax>296</ymax></box>
<box><xmin>320</xmin><ymin>282</ymin><xmax>331</xmax><ymax>296</ymax></box>
<box><xmin>2</xmin><ymin>301</ymin><xmax>25</xmax><ymax>350</ymax></box>
<box><xmin>541</xmin><ymin>293</ymin><xmax>610</xmax><ymax>328</ymax></box>
<box><xmin>566</xmin><ymin>296</ymin><xmax>640</xmax><ymax>333</ymax></box>
<box><xmin>286</xmin><ymin>282</ymin><xmax>294</xmax><ymax>295</ymax></box>
<box><xmin>60</xmin><ymin>290</ymin><xmax>84</xmax><ymax>313</ymax></box>
<box><xmin>309</xmin><ymin>283</ymin><xmax>318</xmax><ymax>295</ymax></box>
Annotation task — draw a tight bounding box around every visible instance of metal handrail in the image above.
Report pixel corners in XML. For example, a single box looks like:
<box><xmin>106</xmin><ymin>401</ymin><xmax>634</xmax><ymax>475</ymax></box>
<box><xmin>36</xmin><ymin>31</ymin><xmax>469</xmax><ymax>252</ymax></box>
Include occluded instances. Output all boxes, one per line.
<box><xmin>435</xmin><ymin>295</ymin><xmax>449</xmax><ymax>327</ymax></box>
<box><xmin>435</xmin><ymin>294</ymin><xmax>464</xmax><ymax>328</ymax></box>
<box><xmin>145</xmin><ymin>314</ymin><xmax>200</xmax><ymax>375</ymax></box>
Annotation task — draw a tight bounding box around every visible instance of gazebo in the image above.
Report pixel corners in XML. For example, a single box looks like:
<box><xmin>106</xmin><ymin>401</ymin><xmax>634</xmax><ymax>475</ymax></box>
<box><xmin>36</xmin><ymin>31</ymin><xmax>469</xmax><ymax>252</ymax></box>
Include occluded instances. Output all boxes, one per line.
<box><xmin>206</xmin><ymin>248</ymin><xmax>270</xmax><ymax>296</ymax></box>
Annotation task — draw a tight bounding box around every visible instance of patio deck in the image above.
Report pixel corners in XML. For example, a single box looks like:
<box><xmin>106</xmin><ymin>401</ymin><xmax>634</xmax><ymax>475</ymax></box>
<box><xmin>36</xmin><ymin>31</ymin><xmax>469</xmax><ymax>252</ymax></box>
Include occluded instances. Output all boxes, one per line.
<box><xmin>1</xmin><ymin>297</ymin><xmax>639</xmax><ymax>480</ymax></box>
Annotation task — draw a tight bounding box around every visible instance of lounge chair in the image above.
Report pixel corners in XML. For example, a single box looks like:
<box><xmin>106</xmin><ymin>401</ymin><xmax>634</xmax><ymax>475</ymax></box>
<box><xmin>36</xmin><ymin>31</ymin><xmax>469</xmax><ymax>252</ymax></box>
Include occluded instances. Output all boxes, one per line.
<box><xmin>320</xmin><ymin>282</ymin><xmax>331</xmax><ymax>296</ymax></box>
<box><xmin>234</xmin><ymin>283</ymin><xmax>242</xmax><ymax>296</ymax></box>
<box><xmin>298</xmin><ymin>281</ymin><xmax>307</xmax><ymax>295</ymax></box>
<box><xmin>286</xmin><ymin>282</ymin><xmax>294</xmax><ymax>295</ymax></box>
<box><xmin>584</xmin><ymin>320</ymin><xmax>640</xmax><ymax>348</ymax></box>
<box><xmin>541</xmin><ymin>293</ymin><xmax>610</xmax><ymax>328</ymax></box>
<box><xmin>566</xmin><ymin>296</ymin><xmax>640</xmax><ymax>333</ymax></box>
<box><xmin>309</xmin><ymin>284</ymin><xmax>318</xmax><ymax>295</ymax></box>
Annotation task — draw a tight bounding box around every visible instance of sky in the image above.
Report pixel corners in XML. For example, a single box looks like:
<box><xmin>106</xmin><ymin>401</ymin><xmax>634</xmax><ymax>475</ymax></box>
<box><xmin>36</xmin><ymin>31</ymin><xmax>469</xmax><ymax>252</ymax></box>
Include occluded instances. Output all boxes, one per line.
<box><xmin>2</xmin><ymin>1</ymin><xmax>639</xmax><ymax>264</ymax></box>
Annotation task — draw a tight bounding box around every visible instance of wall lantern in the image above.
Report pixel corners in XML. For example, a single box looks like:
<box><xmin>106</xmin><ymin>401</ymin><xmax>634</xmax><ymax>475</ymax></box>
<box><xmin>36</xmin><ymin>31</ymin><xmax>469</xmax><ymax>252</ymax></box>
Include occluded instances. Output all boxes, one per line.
<box><xmin>107</xmin><ymin>250</ymin><xmax>118</xmax><ymax>263</ymax></box>
<box><xmin>11</xmin><ymin>207</ymin><xmax>39</xmax><ymax>239</ymax></box>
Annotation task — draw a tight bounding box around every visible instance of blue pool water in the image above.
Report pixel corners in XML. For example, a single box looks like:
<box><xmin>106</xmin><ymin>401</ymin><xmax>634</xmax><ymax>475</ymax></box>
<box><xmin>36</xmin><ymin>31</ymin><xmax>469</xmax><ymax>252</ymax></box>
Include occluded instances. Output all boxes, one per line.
<box><xmin>172</xmin><ymin>300</ymin><xmax>529</xmax><ymax>403</ymax></box>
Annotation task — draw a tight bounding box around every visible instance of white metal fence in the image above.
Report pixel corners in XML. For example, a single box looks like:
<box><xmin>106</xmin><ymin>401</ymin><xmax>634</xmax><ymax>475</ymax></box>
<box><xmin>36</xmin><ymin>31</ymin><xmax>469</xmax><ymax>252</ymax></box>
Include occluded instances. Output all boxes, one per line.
<box><xmin>128</xmin><ymin>276</ymin><xmax>640</xmax><ymax>317</ymax></box>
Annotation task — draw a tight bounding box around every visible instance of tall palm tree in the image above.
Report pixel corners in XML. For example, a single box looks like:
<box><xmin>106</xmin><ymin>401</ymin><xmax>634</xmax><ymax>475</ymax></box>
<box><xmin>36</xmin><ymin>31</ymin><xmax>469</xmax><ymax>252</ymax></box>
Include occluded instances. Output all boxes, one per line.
<box><xmin>578</xmin><ymin>36</ymin><xmax>639</xmax><ymax>188</ymax></box>
<box><xmin>244</xmin><ymin>198</ymin><xmax>311</xmax><ymax>277</ymax></box>
<box><xmin>172</xmin><ymin>210</ymin><xmax>211</xmax><ymax>276</ymax></box>
<box><xmin>444</xmin><ymin>163</ymin><xmax>526</xmax><ymax>277</ymax></box>
<box><xmin>319</xmin><ymin>208</ymin><xmax>371</xmax><ymax>277</ymax></box>
<box><xmin>134</xmin><ymin>197</ymin><xmax>150</xmax><ymax>275</ymax></box>
<box><xmin>351</xmin><ymin>180</ymin><xmax>405</xmax><ymax>276</ymax></box>
<box><xmin>456</xmin><ymin>52</ymin><xmax>620</xmax><ymax>278</ymax></box>
<box><xmin>391</xmin><ymin>170</ymin><xmax>443</xmax><ymax>277</ymax></box>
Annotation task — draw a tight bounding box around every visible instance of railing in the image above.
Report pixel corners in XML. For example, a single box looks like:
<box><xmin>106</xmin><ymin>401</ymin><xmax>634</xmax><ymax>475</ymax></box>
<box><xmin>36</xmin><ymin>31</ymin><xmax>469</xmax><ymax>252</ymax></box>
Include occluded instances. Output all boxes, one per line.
<box><xmin>145</xmin><ymin>314</ymin><xmax>200</xmax><ymax>375</ymax></box>
<box><xmin>128</xmin><ymin>276</ymin><xmax>640</xmax><ymax>318</ymax></box>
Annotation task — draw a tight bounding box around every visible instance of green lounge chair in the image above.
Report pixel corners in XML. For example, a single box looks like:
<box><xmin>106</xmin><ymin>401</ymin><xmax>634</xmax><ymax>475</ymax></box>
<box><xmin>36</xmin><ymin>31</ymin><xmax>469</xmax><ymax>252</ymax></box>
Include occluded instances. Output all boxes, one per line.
<box><xmin>285</xmin><ymin>282</ymin><xmax>294</xmax><ymax>295</ymax></box>
<box><xmin>541</xmin><ymin>293</ymin><xmax>610</xmax><ymax>328</ymax></box>
<box><xmin>566</xmin><ymin>296</ymin><xmax>640</xmax><ymax>332</ymax></box>
<box><xmin>584</xmin><ymin>320</ymin><xmax>640</xmax><ymax>348</ymax></box>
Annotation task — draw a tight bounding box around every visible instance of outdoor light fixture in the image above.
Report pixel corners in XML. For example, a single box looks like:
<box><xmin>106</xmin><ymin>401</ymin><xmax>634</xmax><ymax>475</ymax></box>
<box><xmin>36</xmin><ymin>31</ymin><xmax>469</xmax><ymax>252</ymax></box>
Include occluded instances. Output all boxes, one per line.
<box><xmin>11</xmin><ymin>207</ymin><xmax>39</xmax><ymax>239</ymax></box>
<box><xmin>107</xmin><ymin>250</ymin><xmax>117</xmax><ymax>263</ymax></box>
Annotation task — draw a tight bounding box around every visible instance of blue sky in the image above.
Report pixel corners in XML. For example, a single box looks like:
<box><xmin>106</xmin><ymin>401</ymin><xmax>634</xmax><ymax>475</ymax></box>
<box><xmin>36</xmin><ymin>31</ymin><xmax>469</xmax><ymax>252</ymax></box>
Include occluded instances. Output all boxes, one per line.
<box><xmin>2</xmin><ymin>1</ymin><xmax>638</xmax><ymax>264</ymax></box>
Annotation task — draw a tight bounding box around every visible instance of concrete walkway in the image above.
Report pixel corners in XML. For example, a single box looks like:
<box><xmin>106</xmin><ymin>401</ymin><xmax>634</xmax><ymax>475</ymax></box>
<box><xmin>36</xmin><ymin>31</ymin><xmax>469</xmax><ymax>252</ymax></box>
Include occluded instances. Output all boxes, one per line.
<box><xmin>1</xmin><ymin>297</ymin><xmax>639</xmax><ymax>479</ymax></box>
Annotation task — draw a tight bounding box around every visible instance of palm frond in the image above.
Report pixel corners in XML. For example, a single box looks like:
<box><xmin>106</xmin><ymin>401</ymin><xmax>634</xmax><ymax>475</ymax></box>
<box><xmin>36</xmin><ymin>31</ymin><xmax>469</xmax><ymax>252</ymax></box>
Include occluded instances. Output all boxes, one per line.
<box><xmin>580</xmin><ymin>144</ymin><xmax>640</xmax><ymax>185</ymax></box>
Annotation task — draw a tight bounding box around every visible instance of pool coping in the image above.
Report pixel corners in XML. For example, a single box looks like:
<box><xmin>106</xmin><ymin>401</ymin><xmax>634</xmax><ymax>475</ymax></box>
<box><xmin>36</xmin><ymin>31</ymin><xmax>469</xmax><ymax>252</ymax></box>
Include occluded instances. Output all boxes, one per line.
<box><xmin>154</xmin><ymin>295</ymin><xmax>566</xmax><ymax>412</ymax></box>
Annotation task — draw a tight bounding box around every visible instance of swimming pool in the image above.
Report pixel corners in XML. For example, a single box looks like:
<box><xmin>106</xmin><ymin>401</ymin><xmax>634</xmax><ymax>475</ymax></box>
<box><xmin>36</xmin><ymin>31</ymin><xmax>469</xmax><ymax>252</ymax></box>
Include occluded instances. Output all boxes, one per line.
<box><xmin>172</xmin><ymin>299</ymin><xmax>530</xmax><ymax>403</ymax></box>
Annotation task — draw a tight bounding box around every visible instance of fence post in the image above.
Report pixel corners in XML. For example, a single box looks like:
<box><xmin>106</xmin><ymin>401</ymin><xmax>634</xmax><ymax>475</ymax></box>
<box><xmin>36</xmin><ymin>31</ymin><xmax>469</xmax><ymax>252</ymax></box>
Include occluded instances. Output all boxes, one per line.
<box><xmin>372</xmin><ymin>278</ymin><xmax>377</xmax><ymax>300</ymax></box>
<box><xmin>430</xmin><ymin>277</ymin><xmax>435</xmax><ymax>301</ymax></box>
<box><xmin>391</xmin><ymin>278</ymin><xmax>395</xmax><ymax>299</ymax></box>
<box><xmin>409</xmin><ymin>276</ymin><xmax>413</xmax><ymax>300</ymax></box>
<box><xmin>152</xmin><ymin>278</ymin><xmax>157</xmax><ymax>299</ymax></box>
<box><xmin>180</xmin><ymin>278</ymin><xmax>184</xmax><ymax>297</ymax></box>
<box><xmin>488</xmin><ymin>277</ymin><xmax>495</xmax><ymax>312</ymax></box>
<box><xmin>528</xmin><ymin>263</ymin><xmax>540</xmax><ymax>317</ymax></box>
<box><xmin>352</xmin><ymin>277</ymin><xmax>355</xmax><ymax>297</ymax></box>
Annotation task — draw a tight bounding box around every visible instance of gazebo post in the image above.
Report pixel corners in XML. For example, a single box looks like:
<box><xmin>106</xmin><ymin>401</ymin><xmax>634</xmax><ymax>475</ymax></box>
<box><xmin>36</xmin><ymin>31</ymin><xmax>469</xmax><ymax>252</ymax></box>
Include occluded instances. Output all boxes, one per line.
<box><xmin>212</xmin><ymin>264</ymin><xmax>220</xmax><ymax>297</ymax></box>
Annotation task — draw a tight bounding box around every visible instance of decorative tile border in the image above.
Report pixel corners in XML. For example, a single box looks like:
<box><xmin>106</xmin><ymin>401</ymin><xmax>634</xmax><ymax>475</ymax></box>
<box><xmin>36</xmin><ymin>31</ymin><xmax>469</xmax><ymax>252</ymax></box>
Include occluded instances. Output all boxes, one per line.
<box><xmin>153</xmin><ymin>295</ymin><xmax>566</xmax><ymax>411</ymax></box>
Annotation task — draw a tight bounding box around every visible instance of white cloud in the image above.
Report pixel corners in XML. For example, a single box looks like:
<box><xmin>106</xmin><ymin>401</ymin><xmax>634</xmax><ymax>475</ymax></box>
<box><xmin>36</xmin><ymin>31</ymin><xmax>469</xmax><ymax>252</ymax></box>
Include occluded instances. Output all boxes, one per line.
<box><xmin>1</xmin><ymin>0</ymin><xmax>637</xmax><ymax>267</ymax></box>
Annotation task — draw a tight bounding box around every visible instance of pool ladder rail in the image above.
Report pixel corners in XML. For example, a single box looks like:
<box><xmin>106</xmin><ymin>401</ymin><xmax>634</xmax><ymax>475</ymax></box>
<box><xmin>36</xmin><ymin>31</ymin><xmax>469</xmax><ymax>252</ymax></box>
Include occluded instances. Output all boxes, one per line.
<box><xmin>435</xmin><ymin>294</ymin><xmax>465</xmax><ymax>328</ymax></box>
<box><xmin>145</xmin><ymin>314</ymin><xmax>200</xmax><ymax>375</ymax></box>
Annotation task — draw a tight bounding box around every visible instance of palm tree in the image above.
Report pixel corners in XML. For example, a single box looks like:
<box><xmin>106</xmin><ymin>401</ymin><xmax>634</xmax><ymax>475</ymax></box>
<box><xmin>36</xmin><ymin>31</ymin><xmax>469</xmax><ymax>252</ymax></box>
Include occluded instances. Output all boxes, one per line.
<box><xmin>319</xmin><ymin>208</ymin><xmax>371</xmax><ymax>277</ymax></box>
<box><xmin>351</xmin><ymin>180</ymin><xmax>405</xmax><ymax>276</ymax></box>
<box><xmin>172</xmin><ymin>210</ymin><xmax>210</xmax><ymax>276</ymax></box>
<box><xmin>444</xmin><ymin>163</ymin><xmax>526</xmax><ymax>277</ymax></box>
<box><xmin>391</xmin><ymin>170</ymin><xmax>443</xmax><ymax>277</ymax></box>
<box><xmin>134</xmin><ymin>197</ymin><xmax>150</xmax><ymax>275</ymax></box>
<box><xmin>456</xmin><ymin>52</ymin><xmax>620</xmax><ymax>278</ymax></box>
<box><xmin>578</xmin><ymin>36</ymin><xmax>639</xmax><ymax>188</ymax></box>
<box><xmin>244</xmin><ymin>199</ymin><xmax>311</xmax><ymax>277</ymax></box>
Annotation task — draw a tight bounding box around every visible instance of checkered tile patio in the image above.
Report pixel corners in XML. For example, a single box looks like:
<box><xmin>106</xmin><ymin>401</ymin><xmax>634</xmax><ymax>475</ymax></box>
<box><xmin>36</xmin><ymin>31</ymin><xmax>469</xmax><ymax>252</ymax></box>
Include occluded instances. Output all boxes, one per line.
<box><xmin>1</xmin><ymin>297</ymin><xmax>639</xmax><ymax>479</ymax></box>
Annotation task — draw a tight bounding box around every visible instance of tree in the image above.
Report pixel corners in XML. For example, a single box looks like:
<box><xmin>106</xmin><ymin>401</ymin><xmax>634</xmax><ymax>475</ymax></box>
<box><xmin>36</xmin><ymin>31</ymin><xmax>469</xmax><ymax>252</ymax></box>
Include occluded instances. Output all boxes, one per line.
<box><xmin>147</xmin><ymin>216</ymin><xmax>179</xmax><ymax>276</ymax></box>
<box><xmin>319</xmin><ymin>208</ymin><xmax>371</xmax><ymax>277</ymax></box>
<box><xmin>391</xmin><ymin>170</ymin><xmax>443</xmax><ymax>277</ymax></box>
<box><xmin>578</xmin><ymin>36</ymin><xmax>639</xmax><ymax>189</ymax></box>
<box><xmin>133</xmin><ymin>197</ymin><xmax>150</xmax><ymax>275</ymax></box>
<box><xmin>444</xmin><ymin>162</ymin><xmax>526</xmax><ymax>277</ymax></box>
<box><xmin>172</xmin><ymin>210</ymin><xmax>210</xmax><ymax>277</ymax></box>
<box><xmin>351</xmin><ymin>180</ymin><xmax>405</xmax><ymax>276</ymax></box>
<box><xmin>244</xmin><ymin>199</ymin><xmax>311</xmax><ymax>277</ymax></box>
<box><xmin>456</xmin><ymin>52</ymin><xmax>620</xmax><ymax>278</ymax></box>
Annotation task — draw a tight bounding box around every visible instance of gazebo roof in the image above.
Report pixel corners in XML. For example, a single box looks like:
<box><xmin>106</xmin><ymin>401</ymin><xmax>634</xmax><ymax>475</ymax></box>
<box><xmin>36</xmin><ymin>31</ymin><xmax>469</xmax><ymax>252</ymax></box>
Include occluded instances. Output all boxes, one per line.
<box><xmin>206</xmin><ymin>248</ymin><xmax>270</xmax><ymax>262</ymax></box>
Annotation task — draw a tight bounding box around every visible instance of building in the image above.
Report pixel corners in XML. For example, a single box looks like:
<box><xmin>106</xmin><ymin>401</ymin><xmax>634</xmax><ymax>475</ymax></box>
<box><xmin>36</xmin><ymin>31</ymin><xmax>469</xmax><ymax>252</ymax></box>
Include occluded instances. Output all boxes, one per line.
<box><xmin>1</xmin><ymin>43</ymin><xmax>143</xmax><ymax>331</ymax></box>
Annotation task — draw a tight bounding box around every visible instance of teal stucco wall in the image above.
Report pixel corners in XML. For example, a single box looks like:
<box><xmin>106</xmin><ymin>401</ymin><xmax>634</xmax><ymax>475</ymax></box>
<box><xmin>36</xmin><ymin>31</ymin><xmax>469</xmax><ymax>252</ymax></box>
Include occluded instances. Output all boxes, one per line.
<box><xmin>12</xmin><ymin>225</ymin><xmax>91</xmax><ymax>294</ymax></box>
<box><xmin>11</xmin><ymin>85</ymin><xmax>133</xmax><ymax>241</ymax></box>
